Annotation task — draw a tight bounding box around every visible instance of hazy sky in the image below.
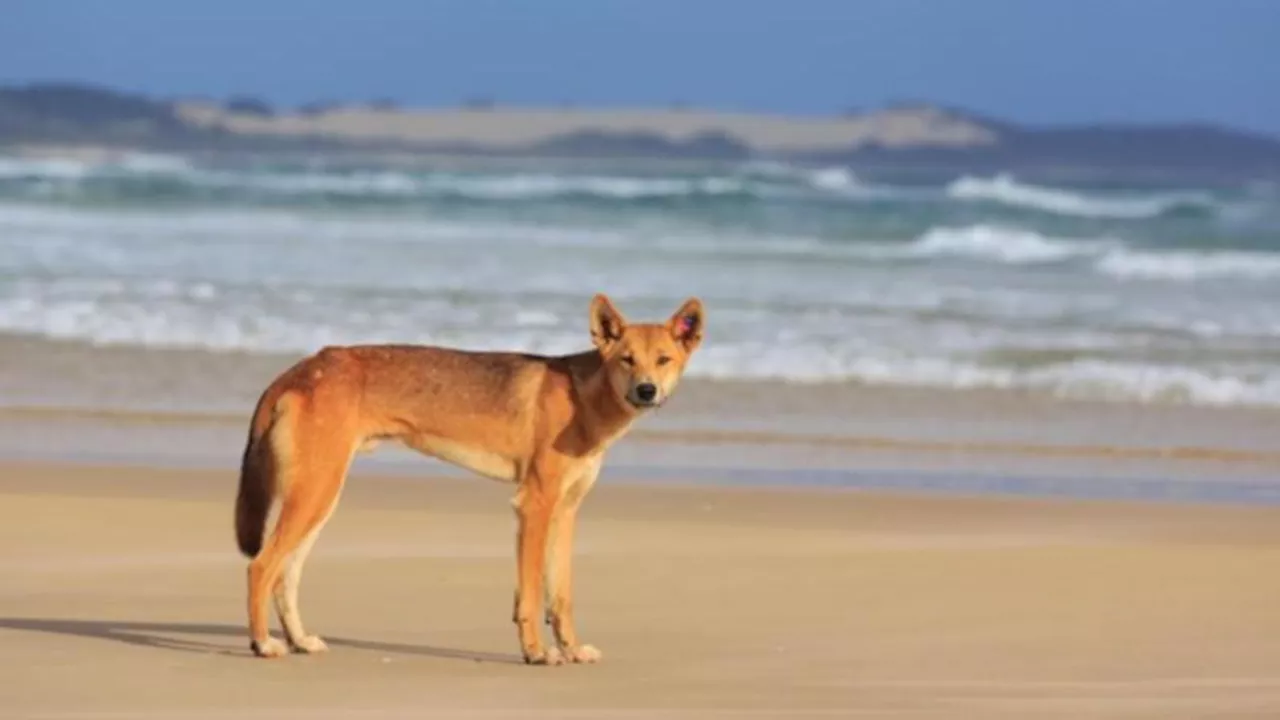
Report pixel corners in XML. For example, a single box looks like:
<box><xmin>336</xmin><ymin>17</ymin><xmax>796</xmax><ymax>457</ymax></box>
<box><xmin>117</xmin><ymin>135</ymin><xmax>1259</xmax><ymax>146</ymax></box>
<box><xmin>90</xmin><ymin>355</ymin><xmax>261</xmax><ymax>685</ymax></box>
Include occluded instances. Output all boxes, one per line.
<box><xmin>3</xmin><ymin>0</ymin><xmax>1278</xmax><ymax>134</ymax></box>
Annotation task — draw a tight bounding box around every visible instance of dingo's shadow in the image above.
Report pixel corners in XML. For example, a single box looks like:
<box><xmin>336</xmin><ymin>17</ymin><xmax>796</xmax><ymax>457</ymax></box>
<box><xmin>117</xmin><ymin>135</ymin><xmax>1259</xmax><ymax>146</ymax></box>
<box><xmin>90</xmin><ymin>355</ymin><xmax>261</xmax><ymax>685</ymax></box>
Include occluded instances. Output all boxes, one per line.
<box><xmin>0</xmin><ymin>617</ymin><xmax>523</xmax><ymax>664</ymax></box>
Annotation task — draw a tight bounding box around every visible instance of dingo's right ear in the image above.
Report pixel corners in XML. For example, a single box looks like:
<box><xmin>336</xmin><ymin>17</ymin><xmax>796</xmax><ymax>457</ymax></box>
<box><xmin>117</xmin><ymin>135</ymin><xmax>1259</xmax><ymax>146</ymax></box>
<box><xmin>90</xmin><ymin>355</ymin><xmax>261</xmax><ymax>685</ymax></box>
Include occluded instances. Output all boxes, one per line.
<box><xmin>589</xmin><ymin>293</ymin><xmax>627</xmax><ymax>351</ymax></box>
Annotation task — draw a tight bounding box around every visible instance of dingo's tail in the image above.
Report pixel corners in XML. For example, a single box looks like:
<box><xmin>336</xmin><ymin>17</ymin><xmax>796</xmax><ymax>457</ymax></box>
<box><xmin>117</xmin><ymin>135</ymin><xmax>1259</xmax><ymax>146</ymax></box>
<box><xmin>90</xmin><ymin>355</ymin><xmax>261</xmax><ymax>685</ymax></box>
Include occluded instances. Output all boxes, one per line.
<box><xmin>235</xmin><ymin>387</ymin><xmax>294</xmax><ymax>558</ymax></box>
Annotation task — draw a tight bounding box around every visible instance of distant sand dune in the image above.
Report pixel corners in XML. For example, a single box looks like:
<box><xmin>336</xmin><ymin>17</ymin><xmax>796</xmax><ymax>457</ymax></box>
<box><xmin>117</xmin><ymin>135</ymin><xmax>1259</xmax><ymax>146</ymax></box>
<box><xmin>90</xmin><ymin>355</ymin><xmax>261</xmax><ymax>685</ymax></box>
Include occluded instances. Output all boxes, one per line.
<box><xmin>176</xmin><ymin>102</ymin><xmax>998</xmax><ymax>154</ymax></box>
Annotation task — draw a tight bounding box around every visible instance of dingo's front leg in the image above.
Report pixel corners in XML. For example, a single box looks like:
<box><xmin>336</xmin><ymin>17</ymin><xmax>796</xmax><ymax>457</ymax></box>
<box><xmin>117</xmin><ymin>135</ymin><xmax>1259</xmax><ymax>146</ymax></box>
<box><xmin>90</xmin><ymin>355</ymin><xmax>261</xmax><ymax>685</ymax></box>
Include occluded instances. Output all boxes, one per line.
<box><xmin>513</xmin><ymin>483</ymin><xmax>561</xmax><ymax>666</ymax></box>
<box><xmin>546</xmin><ymin>507</ymin><xmax>600</xmax><ymax>663</ymax></box>
<box><xmin>545</xmin><ymin>463</ymin><xmax>601</xmax><ymax>664</ymax></box>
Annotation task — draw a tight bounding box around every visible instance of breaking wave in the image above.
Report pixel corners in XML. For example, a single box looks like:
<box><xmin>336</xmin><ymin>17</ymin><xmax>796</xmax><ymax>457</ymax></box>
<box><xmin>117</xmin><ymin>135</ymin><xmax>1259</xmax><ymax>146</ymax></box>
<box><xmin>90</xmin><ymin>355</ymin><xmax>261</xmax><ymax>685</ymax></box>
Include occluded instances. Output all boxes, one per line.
<box><xmin>1096</xmin><ymin>248</ymin><xmax>1280</xmax><ymax>281</ymax></box>
<box><xmin>0</xmin><ymin>154</ymin><xmax>861</xmax><ymax>202</ymax></box>
<box><xmin>904</xmin><ymin>225</ymin><xmax>1115</xmax><ymax>264</ymax></box>
<box><xmin>0</xmin><ymin>154</ymin><xmax>913</xmax><ymax>204</ymax></box>
<box><xmin>894</xmin><ymin>224</ymin><xmax>1280</xmax><ymax>282</ymax></box>
<box><xmin>0</xmin><ymin>155</ymin><xmax>1238</xmax><ymax>220</ymax></box>
<box><xmin>3</xmin><ymin>278</ymin><xmax>1280</xmax><ymax>407</ymax></box>
<box><xmin>180</xmin><ymin>168</ymin><xmax>759</xmax><ymax>200</ymax></box>
<box><xmin>947</xmin><ymin>173</ymin><xmax>1218</xmax><ymax>219</ymax></box>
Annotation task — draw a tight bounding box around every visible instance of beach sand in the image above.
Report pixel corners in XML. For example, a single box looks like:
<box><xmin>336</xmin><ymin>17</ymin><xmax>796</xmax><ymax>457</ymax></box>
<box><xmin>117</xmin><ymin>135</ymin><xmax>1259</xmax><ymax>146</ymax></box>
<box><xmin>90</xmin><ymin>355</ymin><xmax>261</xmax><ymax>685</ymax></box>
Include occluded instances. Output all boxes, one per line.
<box><xmin>4</xmin><ymin>460</ymin><xmax>1280</xmax><ymax>719</ymax></box>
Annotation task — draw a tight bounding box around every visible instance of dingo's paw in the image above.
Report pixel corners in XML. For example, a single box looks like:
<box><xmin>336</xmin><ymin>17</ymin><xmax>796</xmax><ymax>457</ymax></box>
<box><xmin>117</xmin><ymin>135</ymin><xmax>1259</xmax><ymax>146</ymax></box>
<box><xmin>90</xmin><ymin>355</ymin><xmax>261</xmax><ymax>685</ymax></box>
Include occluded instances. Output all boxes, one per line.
<box><xmin>251</xmin><ymin>637</ymin><xmax>289</xmax><ymax>659</ymax></box>
<box><xmin>563</xmin><ymin>644</ymin><xmax>602</xmax><ymax>664</ymax></box>
<box><xmin>290</xmin><ymin>635</ymin><xmax>329</xmax><ymax>654</ymax></box>
<box><xmin>524</xmin><ymin>646</ymin><xmax>566</xmax><ymax>666</ymax></box>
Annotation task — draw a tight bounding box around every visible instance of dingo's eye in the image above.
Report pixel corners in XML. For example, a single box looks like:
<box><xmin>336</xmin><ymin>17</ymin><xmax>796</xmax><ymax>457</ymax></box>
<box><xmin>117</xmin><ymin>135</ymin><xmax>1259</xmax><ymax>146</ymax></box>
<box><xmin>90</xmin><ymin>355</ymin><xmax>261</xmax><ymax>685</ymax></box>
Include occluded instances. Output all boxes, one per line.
<box><xmin>656</xmin><ymin>356</ymin><xmax>671</xmax><ymax>366</ymax></box>
<box><xmin>622</xmin><ymin>354</ymin><xmax>636</xmax><ymax>366</ymax></box>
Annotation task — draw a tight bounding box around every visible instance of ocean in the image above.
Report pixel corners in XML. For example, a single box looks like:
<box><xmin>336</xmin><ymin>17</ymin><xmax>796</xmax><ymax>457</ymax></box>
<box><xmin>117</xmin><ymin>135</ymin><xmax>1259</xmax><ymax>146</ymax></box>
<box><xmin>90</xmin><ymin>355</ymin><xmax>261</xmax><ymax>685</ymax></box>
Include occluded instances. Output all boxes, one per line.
<box><xmin>2</xmin><ymin>151</ymin><xmax>1280</xmax><ymax>413</ymax></box>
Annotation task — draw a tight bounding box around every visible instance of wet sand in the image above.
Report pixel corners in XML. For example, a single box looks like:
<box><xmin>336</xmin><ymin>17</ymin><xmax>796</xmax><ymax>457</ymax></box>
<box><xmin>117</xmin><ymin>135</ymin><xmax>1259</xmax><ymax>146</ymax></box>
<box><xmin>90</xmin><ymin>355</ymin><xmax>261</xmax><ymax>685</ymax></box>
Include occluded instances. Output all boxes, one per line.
<box><xmin>3</xmin><ymin>461</ymin><xmax>1280</xmax><ymax>718</ymax></box>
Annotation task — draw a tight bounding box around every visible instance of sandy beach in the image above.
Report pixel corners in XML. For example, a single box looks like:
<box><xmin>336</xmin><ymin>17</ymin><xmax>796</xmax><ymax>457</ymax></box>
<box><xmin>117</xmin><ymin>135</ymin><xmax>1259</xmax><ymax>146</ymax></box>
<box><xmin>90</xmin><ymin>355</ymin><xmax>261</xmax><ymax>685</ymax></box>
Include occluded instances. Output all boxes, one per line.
<box><xmin>3</xmin><ymin>453</ymin><xmax>1280</xmax><ymax>719</ymax></box>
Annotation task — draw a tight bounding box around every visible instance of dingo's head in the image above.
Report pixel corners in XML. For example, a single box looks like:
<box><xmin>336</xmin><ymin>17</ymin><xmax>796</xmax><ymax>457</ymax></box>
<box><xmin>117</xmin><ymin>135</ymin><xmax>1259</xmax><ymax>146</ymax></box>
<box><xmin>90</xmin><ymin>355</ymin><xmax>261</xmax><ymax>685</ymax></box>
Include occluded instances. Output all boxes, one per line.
<box><xmin>589</xmin><ymin>293</ymin><xmax>704</xmax><ymax>411</ymax></box>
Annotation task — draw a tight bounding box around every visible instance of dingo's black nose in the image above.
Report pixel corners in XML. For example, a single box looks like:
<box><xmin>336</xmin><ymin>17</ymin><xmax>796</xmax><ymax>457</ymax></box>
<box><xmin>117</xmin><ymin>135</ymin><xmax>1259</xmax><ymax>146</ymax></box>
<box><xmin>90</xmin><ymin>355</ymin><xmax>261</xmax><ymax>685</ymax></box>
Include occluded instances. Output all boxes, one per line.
<box><xmin>634</xmin><ymin>383</ymin><xmax>658</xmax><ymax>403</ymax></box>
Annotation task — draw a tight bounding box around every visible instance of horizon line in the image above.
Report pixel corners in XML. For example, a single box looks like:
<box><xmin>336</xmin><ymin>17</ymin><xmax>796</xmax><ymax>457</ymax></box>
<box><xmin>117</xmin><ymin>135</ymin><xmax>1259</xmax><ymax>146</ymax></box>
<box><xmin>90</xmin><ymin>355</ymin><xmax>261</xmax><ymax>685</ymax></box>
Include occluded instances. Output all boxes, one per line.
<box><xmin>3</xmin><ymin>78</ymin><xmax>1275</xmax><ymax>139</ymax></box>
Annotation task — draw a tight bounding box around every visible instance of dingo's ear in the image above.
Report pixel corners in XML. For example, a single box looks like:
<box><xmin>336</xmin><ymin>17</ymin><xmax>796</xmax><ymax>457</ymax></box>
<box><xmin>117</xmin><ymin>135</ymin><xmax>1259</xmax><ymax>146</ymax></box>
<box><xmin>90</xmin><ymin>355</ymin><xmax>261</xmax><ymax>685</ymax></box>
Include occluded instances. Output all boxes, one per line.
<box><xmin>589</xmin><ymin>293</ymin><xmax>627</xmax><ymax>350</ymax></box>
<box><xmin>668</xmin><ymin>297</ymin><xmax>704</xmax><ymax>353</ymax></box>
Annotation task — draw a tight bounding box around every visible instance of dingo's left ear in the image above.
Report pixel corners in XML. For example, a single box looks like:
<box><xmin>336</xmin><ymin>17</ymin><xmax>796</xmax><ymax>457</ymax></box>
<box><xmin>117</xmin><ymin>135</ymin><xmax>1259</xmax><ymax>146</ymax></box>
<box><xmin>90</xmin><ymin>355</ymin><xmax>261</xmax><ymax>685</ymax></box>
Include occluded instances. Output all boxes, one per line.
<box><xmin>668</xmin><ymin>297</ymin><xmax>704</xmax><ymax>353</ymax></box>
<box><xmin>589</xmin><ymin>293</ymin><xmax>628</xmax><ymax>351</ymax></box>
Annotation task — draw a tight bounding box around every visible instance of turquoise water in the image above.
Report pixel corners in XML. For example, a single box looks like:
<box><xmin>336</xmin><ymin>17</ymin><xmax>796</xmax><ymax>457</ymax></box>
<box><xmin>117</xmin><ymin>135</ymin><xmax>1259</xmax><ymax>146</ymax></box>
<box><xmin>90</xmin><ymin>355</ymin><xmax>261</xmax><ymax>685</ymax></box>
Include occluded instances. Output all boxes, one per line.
<box><xmin>2</xmin><ymin>152</ymin><xmax>1280</xmax><ymax>406</ymax></box>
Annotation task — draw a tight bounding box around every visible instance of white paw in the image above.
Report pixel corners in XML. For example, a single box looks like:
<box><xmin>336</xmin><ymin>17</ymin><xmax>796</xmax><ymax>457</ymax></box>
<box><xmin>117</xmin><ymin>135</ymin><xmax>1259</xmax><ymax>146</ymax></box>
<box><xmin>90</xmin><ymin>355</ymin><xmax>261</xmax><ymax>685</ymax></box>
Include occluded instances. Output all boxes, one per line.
<box><xmin>251</xmin><ymin>636</ymin><xmax>289</xmax><ymax>659</ymax></box>
<box><xmin>564</xmin><ymin>644</ymin><xmax>602</xmax><ymax>664</ymax></box>
<box><xmin>524</xmin><ymin>646</ymin><xmax>566</xmax><ymax>666</ymax></box>
<box><xmin>290</xmin><ymin>634</ymin><xmax>329</xmax><ymax>654</ymax></box>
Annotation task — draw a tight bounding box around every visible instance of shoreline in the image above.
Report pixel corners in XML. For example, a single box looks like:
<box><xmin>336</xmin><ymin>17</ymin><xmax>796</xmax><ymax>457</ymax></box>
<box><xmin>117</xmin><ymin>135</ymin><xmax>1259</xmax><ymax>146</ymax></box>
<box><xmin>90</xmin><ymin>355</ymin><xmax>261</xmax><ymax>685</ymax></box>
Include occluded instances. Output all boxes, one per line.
<box><xmin>4</xmin><ymin>331</ymin><xmax>1280</xmax><ymax>507</ymax></box>
<box><xmin>5</xmin><ymin>400</ymin><xmax>1280</xmax><ymax>465</ymax></box>
<box><xmin>5</xmin><ymin>332</ymin><xmax>1280</xmax><ymax>427</ymax></box>
<box><xmin>2</xmin><ymin>406</ymin><xmax>1279</xmax><ymax>508</ymax></box>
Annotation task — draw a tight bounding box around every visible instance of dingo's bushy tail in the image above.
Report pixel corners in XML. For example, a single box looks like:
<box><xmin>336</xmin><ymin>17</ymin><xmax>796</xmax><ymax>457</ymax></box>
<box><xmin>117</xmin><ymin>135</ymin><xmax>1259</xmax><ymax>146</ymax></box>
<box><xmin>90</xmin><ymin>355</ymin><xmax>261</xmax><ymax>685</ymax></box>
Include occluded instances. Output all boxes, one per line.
<box><xmin>235</xmin><ymin>386</ymin><xmax>295</xmax><ymax>557</ymax></box>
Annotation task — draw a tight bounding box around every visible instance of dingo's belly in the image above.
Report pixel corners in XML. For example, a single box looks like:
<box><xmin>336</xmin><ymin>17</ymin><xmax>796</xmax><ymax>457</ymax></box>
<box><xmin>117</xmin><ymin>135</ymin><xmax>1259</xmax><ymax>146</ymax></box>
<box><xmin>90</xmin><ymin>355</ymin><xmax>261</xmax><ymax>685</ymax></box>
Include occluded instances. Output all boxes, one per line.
<box><xmin>404</xmin><ymin>433</ymin><xmax>519</xmax><ymax>483</ymax></box>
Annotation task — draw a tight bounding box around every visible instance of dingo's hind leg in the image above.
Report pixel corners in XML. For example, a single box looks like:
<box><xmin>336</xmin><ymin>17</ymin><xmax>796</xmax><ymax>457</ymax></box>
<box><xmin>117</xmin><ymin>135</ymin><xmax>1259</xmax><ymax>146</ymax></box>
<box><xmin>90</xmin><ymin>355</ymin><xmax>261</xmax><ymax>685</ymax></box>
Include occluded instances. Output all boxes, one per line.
<box><xmin>246</xmin><ymin>396</ymin><xmax>355</xmax><ymax>659</ymax></box>
<box><xmin>273</xmin><ymin>496</ymin><xmax>339</xmax><ymax>654</ymax></box>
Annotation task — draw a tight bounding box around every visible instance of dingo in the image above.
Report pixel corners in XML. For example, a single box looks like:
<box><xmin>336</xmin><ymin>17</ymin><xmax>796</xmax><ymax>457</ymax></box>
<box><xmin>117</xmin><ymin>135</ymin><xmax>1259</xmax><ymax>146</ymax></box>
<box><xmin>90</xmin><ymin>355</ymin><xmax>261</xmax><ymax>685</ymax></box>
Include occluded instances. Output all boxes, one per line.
<box><xmin>234</xmin><ymin>293</ymin><xmax>705</xmax><ymax>664</ymax></box>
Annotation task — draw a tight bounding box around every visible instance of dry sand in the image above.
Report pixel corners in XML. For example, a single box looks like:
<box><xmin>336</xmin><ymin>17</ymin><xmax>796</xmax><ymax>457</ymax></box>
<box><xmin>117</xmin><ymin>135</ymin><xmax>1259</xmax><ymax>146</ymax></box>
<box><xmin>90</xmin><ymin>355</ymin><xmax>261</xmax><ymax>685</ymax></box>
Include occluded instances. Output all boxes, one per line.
<box><xmin>3</xmin><ymin>461</ymin><xmax>1280</xmax><ymax>718</ymax></box>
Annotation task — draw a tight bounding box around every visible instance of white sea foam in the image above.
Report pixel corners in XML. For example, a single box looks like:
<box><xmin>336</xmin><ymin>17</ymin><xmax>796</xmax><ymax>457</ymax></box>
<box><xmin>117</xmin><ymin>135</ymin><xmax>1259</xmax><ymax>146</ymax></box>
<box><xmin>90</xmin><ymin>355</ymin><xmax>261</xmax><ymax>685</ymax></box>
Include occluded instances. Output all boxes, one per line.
<box><xmin>8</xmin><ymin>201</ymin><xmax>1280</xmax><ymax>288</ymax></box>
<box><xmin>892</xmin><ymin>224</ymin><xmax>1280</xmax><ymax>282</ymax></box>
<box><xmin>807</xmin><ymin>167</ymin><xmax>860</xmax><ymax>192</ymax></box>
<box><xmin>181</xmin><ymin>168</ymin><xmax>763</xmax><ymax>200</ymax></box>
<box><xmin>3</xmin><ymin>271</ymin><xmax>1279</xmax><ymax>407</ymax></box>
<box><xmin>0</xmin><ymin>153</ymin><xmax>195</xmax><ymax>180</ymax></box>
<box><xmin>0</xmin><ymin>202</ymin><xmax>624</xmax><ymax>249</ymax></box>
<box><xmin>0</xmin><ymin>203</ymin><xmax>850</xmax><ymax>271</ymax></box>
<box><xmin>1095</xmin><ymin>249</ymin><xmax>1280</xmax><ymax>281</ymax></box>
<box><xmin>695</xmin><ymin>349</ymin><xmax>1280</xmax><ymax>407</ymax></box>
<box><xmin>0</xmin><ymin>154</ymin><xmax>1241</xmax><ymax>218</ymax></box>
<box><xmin>2</xmin><ymin>303</ymin><xmax>1275</xmax><ymax>408</ymax></box>
<box><xmin>0</xmin><ymin>157</ymin><xmax>91</xmax><ymax>180</ymax></box>
<box><xmin>0</xmin><ymin>154</ymin><xmax>891</xmax><ymax>202</ymax></box>
<box><xmin>906</xmin><ymin>225</ymin><xmax>1115</xmax><ymax>264</ymax></box>
<box><xmin>947</xmin><ymin>173</ymin><xmax>1217</xmax><ymax>219</ymax></box>
<box><xmin>197</xmin><ymin>168</ymin><xmax>423</xmax><ymax>196</ymax></box>
<box><xmin>9</xmin><ymin>200</ymin><xmax>1280</xmax><ymax>292</ymax></box>
<box><xmin>113</xmin><ymin>152</ymin><xmax>195</xmax><ymax>174</ymax></box>
<box><xmin>0</xmin><ymin>280</ymin><xmax>584</xmax><ymax>357</ymax></box>
<box><xmin>418</xmin><ymin>173</ymin><xmax>751</xmax><ymax>200</ymax></box>
<box><xmin>0</xmin><ymin>155</ymin><xmax>765</xmax><ymax>200</ymax></box>
<box><xmin>735</xmin><ymin>161</ymin><xmax>911</xmax><ymax>199</ymax></box>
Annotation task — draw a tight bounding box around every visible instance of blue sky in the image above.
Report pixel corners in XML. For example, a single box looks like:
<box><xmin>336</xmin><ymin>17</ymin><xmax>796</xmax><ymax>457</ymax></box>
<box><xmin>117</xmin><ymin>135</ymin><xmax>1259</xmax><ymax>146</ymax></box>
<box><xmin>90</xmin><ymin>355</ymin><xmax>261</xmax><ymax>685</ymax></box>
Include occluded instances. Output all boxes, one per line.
<box><xmin>3</xmin><ymin>0</ymin><xmax>1278</xmax><ymax>134</ymax></box>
